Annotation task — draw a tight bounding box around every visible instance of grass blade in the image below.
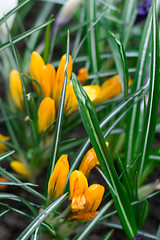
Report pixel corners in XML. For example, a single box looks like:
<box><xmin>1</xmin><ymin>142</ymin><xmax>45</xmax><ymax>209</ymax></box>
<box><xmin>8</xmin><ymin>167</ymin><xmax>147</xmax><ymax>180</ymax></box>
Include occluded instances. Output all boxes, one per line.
<box><xmin>138</xmin><ymin>0</ymin><xmax>159</xmax><ymax>182</ymax></box>
<box><xmin>17</xmin><ymin>193</ymin><xmax>67</xmax><ymax>240</ymax></box>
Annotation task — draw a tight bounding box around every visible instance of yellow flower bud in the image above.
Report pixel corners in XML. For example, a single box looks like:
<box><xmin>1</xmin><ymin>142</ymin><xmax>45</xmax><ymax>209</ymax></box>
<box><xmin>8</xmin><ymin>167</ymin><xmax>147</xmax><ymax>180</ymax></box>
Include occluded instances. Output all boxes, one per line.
<box><xmin>30</xmin><ymin>51</ymin><xmax>45</xmax><ymax>93</ymax></box>
<box><xmin>0</xmin><ymin>176</ymin><xmax>10</xmax><ymax>190</ymax></box>
<box><xmin>40</xmin><ymin>64</ymin><xmax>56</xmax><ymax>98</ymax></box>
<box><xmin>77</xmin><ymin>68</ymin><xmax>89</xmax><ymax>85</ymax></box>
<box><xmin>94</xmin><ymin>75</ymin><xmax>133</xmax><ymax>104</ymax></box>
<box><xmin>38</xmin><ymin>97</ymin><xmax>56</xmax><ymax>134</ymax></box>
<box><xmin>69</xmin><ymin>170</ymin><xmax>88</xmax><ymax>212</ymax></box>
<box><xmin>0</xmin><ymin>134</ymin><xmax>10</xmax><ymax>155</ymax></box>
<box><xmin>10</xmin><ymin>161</ymin><xmax>29</xmax><ymax>178</ymax></box>
<box><xmin>79</xmin><ymin>142</ymin><xmax>109</xmax><ymax>177</ymax></box>
<box><xmin>48</xmin><ymin>155</ymin><xmax>69</xmax><ymax>201</ymax></box>
<box><xmin>84</xmin><ymin>184</ymin><xmax>105</xmax><ymax>212</ymax></box>
<box><xmin>53</xmin><ymin>54</ymin><xmax>72</xmax><ymax>107</ymax></box>
<box><xmin>9</xmin><ymin>69</ymin><xmax>24</xmax><ymax>110</ymax></box>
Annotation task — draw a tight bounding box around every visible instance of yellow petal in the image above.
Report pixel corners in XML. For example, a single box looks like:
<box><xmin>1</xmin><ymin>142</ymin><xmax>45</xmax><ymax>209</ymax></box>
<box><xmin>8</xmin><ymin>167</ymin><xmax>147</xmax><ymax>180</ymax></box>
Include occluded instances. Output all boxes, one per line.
<box><xmin>40</xmin><ymin>64</ymin><xmax>56</xmax><ymax>97</ymax></box>
<box><xmin>9</xmin><ymin>69</ymin><xmax>24</xmax><ymax>110</ymax></box>
<box><xmin>65</xmin><ymin>84</ymin><xmax>101</xmax><ymax>116</ymax></box>
<box><xmin>84</xmin><ymin>184</ymin><xmax>105</xmax><ymax>212</ymax></box>
<box><xmin>38</xmin><ymin>97</ymin><xmax>56</xmax><ymax>134</ymax></box>
<box><xmin>68</xmin><ymin>211</ymin><xmax>98</xmax><ymax>221</ymax></box>
<box><xmin>69</xmin><ymin>170</ymin><xmax>88</xmax><ymax>212</ymax></box>
<box><xmin>10</xmin><ymin>161</ymin><xmax>29</xmax><ymax>178</ymax></box>
<box><xmin>83</xmin><ymin>85</ymin><xmax>101</xmax><ymax>102</ymax></box>
<box><xmin>79</xmin><ymin>142</ymin><xmax>109</xmax><ymax>178</ymax></box>
<box><xmin>30</xmin><ymin>51</ymin><xmax>45</xmax><ymax>93</ymax></box>
<box><xmin>54</xmin><ymin>54</ymin><xmax>72</xmax><ymax>106</ymax></box>
<box><xmin>94</xmin><ymin>75</ymin><xmax>133</xmax><ymax>104</ymax></box>
<box><xmin>48</xmin><ymin>155</ymin><xmax>69</xmax><ymax>201</ymax></box>
<box><xmin>64</xmin><ymin>83</ymin><xmax>78</xmax><ymax>115</ymax></box>
<box><xmin>77</xmin><ymin>68</ymin><xmax>89</xmax><ymax>85</ymax></box>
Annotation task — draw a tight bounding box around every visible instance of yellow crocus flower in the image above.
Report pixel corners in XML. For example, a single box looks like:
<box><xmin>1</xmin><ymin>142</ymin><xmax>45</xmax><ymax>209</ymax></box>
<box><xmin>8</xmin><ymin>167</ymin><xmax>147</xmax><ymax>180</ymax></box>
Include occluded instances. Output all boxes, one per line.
<box><xmin>48</xmin><ymin>154</ymin><xmax>69</xmax><ymax>201</ymax></box>
<box><xmin>69</xmin><ymin>170</ymin><xmax>88</xmax><ymax>213</ymax></box>
<box><xmin>10</xmin><ymin>161</ymin><xmax>30</xmax><ymax>179</ymax></box>
<box><xmin>9</xmin><ymin>69</ymin><xmax>24</xmax><ymax>110</ymax></box>
<box><xmin>0</xmin><ymin>134</ymin><xmax>10</xmax><ymax>155</ymax></box>
<box><xmin>38</xmin><ymin>97</ymin><xmax>56</xmax><ymax>134</ymax></box>
<box><xmin>68</xmin><ymin>184</ymin><xmax>105</xmax><ymax>221</ymax></box>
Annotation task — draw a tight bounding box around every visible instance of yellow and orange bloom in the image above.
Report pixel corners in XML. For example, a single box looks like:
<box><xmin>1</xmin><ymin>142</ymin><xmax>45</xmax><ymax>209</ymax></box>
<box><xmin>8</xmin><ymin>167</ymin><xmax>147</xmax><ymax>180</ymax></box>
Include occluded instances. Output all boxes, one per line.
<box><xmin>94</xmin><ymin>75</ymin><xmax>133</xmax><ymax>104</ymax></box>
<box><xmin>9</xmin><ymin>69</ymin><xmax>24</xmax><ymax>110</ymax></box>
<box><xmin>77</xmin><ymin>68</ymin><xmax>89</xmax><ymax>85</ymax></box>
<box><xmin>79</xmin><ymin>142</ymin><xmax>109</xmax><ymax>177</ymax></box>
<box><xmin>69</xmin><ymin>170</ymin><xmax>105</xmax><ymax>221</ymax></box>
<box><xmin>48</xmin><ymin>154</ymin><xmax>69</xmax><ymax>201</ymax></box>
<box><xmin>0</xmin><ymin>134</ymin><xmax>10</xmax><ymax>155</ymax></box>
<box><xmin>69</xmin><ymin>170</ymin><xmax>88</xmax><ymax>212</ymax></box>
<box><xmin>38</xmin><ymin>97</ymin><xmax>56</xmax><ymax>133</ymax></box>
<box><xmin>10</xmin><ymin>161</ymin><xmax>30</xmax><ymax>179</ymax></box>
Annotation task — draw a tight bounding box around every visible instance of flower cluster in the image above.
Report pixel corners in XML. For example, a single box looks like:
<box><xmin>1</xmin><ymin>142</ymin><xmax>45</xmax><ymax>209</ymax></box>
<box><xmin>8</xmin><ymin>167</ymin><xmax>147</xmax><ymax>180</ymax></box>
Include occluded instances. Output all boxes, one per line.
<box><xmin>48</xmin><ymin>145</ymin><xmax>106</xmax><ymax>221</ymax></box>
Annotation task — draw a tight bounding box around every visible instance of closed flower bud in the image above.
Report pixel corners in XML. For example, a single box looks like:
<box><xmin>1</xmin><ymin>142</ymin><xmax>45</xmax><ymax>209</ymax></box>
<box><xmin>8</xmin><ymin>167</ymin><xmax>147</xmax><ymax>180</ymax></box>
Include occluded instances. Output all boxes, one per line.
<box><xmin>40</xmin><ymin>64</ymin><xmax>56</xmax><ymax>98</ymax></box>
<box><xmin>94</xmin><ymin>75</ymin><xmax>133</xmax><ymax>104</ymax></box>
<box><xmin>38</xmin><ymin>97</ymin><xmax>56</xmax><ymax>133</ymax></box>
<box><xmin>10</xmin><ymin>161</ymin><xmax>29</xmax><ymax>179</ymax></box>
<box><xmin>79</xmin><ymin>142</ymin><xmax>109</xmax><ymax>177</ymax></box>
<box><xmin>10</xmin><ymin>69</ymin><xmax>24</xmax><ymax>110</ymax></box>
<box><xmin>77</xmin><ymin>68</ymin><xmax>89</xmax><ymax>85</ymax></box>
<box><xmin>30</xmin><ymin>51</ymin><xmax>45</xmax><ymax>93</ymax></box>
<box><xmin>69</xmin><ymin>170</ymin><xmax>88</xmax><ymax>212</ymax></box>
<box><xmin>0</xmin><ymin>134</ymin><xmax>10</xmax><ymax>155</ymax></box>
<box><xmin>53</xmin><ymin>54</ymin><xmax>72</xmax><ymax>107</ymax></box>
<box><xmin>48</xmin><ymin>155</ymin><xmax>69</xmax><ymax>201</ymax></box>
<box><xmin>83</xmin><ymin>85</ymin><xmax>100</xmax><ymax>102</ymax></box>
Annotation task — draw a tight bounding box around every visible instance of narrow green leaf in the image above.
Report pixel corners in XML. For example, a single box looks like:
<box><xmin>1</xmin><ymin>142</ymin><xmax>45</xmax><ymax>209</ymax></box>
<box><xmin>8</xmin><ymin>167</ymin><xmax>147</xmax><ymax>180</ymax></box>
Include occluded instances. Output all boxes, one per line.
<box><xmin>0</xmin><ymin>18</ymin><xmax>54</xmax><ymax>52</ymax></box>
<box><xmin>0</xmin><ymin>167</ymin><xmax>50</xmax><ymax>203</ymax></box>
<box><xmin>17</xmin><ymin>193</ymin><xmax>67</xmax><ymax>240</ymax></box>
<box><xmin>125</xmin><ymin>0</ymin><xmax>160</xmax><ymax>168</ymax></box>
<box><xmin>139</xmin><ymin>199</ymin><xmax>149</xmax><ymax>229</ymax></box>
<box><xmin>43</xmin><ymin>16</ymin><xmax>52</xmax><ymax>63</ymax></box>
<box><xmin>138</xmin><ymin>0</ymin><xmax>159</xmax><ymax>182</ymax></box>
<box><xmin>72</xmin><ymin>73</ymin><xmax>137</xmax><ymax>239</ymax></box>
<box><xmin>0</xmin><ymin>0</ymin><xmax>30</xmax><ymax>26</ymax></box>
<box><xmin>109</xmin><ymin>31</ymin><xmax>129</xmax><ymax>96</ymax></box>
<box><xmin>0</xmin><ymin>150</ymin><xmax>15</xmax><ymax>161</ymax></box>
<box><xmin>0</xmin><ymin>209</ymin><xmax>10</xmax><ymax>217</ymax></box>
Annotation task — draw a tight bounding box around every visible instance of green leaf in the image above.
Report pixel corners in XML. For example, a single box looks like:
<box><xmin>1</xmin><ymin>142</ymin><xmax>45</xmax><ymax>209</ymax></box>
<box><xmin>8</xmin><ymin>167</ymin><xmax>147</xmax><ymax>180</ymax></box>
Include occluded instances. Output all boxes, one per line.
<box><xmin>0</xmin><ymin>18</ymin><xmax>54</xmax><ymax>52</ymax></box>
<box><xmin>17</xmin><ymin>193</ymin><xmax>67</xmax><ymax>240</ymax></box>
<box><xmin>137</xmin><ymin>0</ymin><xmax>159</xmax><ymax>182</ymax></box>
<box><xmin>72</xmin><ymin>73</ymin><xmax>137</xmax><ymax>239</ymax></box>
<box><xmin>139</xmin><ymin>199</ymin><xmax>149</xmax><ymax>229</ymax></box>
<box><xmin>109</xmin><ymin>31</ymin><xmax>129</xmax><ymax>96</ymax></box>
<box><xmin>0</xmin><ymin>167</ymin><xmax>50</xmax><ymax>203</ymax></box>
<box><xmin>125</xmin><ymin>0</ymin><xmax>160</xmax><ymax>169</ymax></box>
<box><xmin>0</xmin><ymin>150</ymin><xmax>15</xmax><ymax>161</ymax></box>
